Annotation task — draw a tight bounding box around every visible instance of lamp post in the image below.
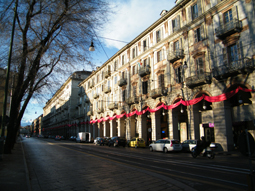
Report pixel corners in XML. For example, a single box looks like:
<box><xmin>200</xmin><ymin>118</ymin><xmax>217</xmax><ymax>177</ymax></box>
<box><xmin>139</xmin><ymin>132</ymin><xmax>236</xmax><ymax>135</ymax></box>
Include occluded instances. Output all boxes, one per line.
<box><xmin>0</xmin><ymin>0</ymin><xmax>18</xmax><ymax>158</ymax></box>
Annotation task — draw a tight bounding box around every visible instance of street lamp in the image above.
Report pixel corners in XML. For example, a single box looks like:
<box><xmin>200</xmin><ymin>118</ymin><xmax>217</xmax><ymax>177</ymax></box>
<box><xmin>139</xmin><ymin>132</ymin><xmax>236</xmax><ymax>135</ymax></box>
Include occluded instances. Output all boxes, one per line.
<box><xmin>89</xmin><ymin>41</ymin><xmax>95</xmax><ymax>51</ymax></box>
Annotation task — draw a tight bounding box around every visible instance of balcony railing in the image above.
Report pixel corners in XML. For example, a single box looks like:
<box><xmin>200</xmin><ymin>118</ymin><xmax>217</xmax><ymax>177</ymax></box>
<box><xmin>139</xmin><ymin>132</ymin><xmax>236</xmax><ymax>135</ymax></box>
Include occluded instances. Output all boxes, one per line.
<box><xmin>150</xmin><ymin>87</ymin><xmax>167</xmax><ymax>99</ymax></box>
<box><xmin>186</xmin><ymin>72</ymin><xmax>211</xmax><ymax>88</ymax></box>
<box><xmin>138</xmin><ymin>66</ymin><xmax>151</xmax><ymax>77</ymax></box>
<box><xmin>215</xmin><ymin>19</ymin><xmax>242</xmax><ymax>39</ymax></box>
<box><xmin>167</xmin><ymin>49</ymin><xmax>184</xmax><ymax>63</ymax></box>
<box><xmin>104</xmin><ymin>86</ymin><xmax>111</xmax><ymax>93</ymax></box>
<box><xmin>87</xmin><ymin>111</ymin><xmax>93</xmax><ymax>116</ymax></box>
<box><xmin>104</xmin><ymin>70</ymin><xmax>111</xmax><ymax>78</ymax></box>
<box><xmin>126</xmin><ymin>96</ymin><xmax>139</xmax><ymax>105</ymax></box>
<box><xmin>85</xmin><ymin>98</ymin><xmax>90</xmax><ymax>103</ymax></box>
<box><xmin>108</xmin><ymin>103</ymin><xmax>118</xmax><ymax>110</ymax></box>
<box><xmin>93</xmin><ymin>93</ymin><xmax>99</xmax><ymax>99</ymax></box>
<box><xmin>118</xmin><ymin>78</ymin><xmax>127</xmax><ymax>87</ymax></box>
<box><xmin>212</xmin><ymin>58</ymin><xmax>254</xmax><ymax>80</ymax></box>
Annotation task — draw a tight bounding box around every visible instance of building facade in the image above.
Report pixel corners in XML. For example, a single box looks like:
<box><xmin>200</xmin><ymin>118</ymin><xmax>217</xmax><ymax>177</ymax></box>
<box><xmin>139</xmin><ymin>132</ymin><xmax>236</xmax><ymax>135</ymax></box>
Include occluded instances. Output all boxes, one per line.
<box><xmin>42</xmin><ymin>71</ymin><xmax>92</xmax><ymax>138</ymax></box>
<box><xmin>42</xmin><ymin>0</ymin><xmax>255</xmax><ymax>152</ymax></box>
<box><xmin>77</xmin><ymin>0</ymin><xmax>255</xmax><ymax>151</ymax></box>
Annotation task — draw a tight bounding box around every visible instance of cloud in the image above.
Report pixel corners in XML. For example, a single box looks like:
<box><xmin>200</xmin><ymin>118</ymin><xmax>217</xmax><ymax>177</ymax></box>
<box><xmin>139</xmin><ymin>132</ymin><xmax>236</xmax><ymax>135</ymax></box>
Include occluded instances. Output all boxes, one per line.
<box><xmin>100</xmin><ymin>0</ymin><xmax>175</xmax><ymax>49</ymax></box>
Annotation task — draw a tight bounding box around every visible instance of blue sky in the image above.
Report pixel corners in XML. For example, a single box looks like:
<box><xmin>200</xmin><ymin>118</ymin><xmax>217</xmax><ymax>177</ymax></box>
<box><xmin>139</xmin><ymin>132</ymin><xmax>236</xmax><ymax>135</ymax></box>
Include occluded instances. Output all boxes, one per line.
<box><xmin>21</xmin><ymin>0</ymin><xmax>176</xmax><ymax>126</ymax></box>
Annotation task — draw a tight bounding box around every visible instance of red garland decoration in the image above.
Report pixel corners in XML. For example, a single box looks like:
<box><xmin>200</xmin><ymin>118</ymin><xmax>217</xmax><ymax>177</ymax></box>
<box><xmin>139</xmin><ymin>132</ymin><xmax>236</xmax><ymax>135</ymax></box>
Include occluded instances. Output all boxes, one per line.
<box><xmin>84</xmin><ymin>86</ymin><xmax>252</xmax><ymax>124</ymax></box>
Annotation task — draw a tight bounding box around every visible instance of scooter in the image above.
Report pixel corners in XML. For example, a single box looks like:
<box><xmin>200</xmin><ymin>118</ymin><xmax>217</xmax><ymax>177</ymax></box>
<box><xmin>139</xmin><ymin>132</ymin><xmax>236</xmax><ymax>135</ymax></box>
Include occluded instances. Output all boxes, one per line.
<box><xmin>191</xmin><ymin>145</ymin><xmax>215</xmax><ymax>159</ymax></box>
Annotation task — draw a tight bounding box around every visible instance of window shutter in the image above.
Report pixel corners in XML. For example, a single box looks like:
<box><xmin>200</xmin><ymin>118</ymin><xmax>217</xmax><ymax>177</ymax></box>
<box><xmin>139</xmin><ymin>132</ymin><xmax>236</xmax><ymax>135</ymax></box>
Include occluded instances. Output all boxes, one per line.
<box><xmin>169</xmin><ymin>20</ymin><xmax>173</xmax><ymax>34</ymax></box>
<box><xmin>179</xmin><ymin>38</ymin><xmax>182</xmax><ymax>49</ymax></box>
<box><xmin>187</xmin><ymin>6</ymin><xmax>192</xmax><ymax>22</ymax></box>
<box><xmin>194</xmin><ymin>29</ymin><xmax>198</xmax><ymax>43</ymax></box>
<box><xmin>232</xmin><ymin>6</ymin><xmax>238</xmax><ymax>20</ymax></box>
<box><xmin>197</xmin><ymin>0</ymin><xmax>202</xmax><ymax>16</ymax></box>
<box><xmin>188</xmin><ymin>30</ymin><xmax>193</xmax><ymax>46</ymax></box>
<box><xmin>222</xmin><ymin>48</ymin><xmax>228</xmax><ymax>66</ymax></box>
<box><xmin>237</xmin><ymin>41</ymin><xmax>243</xmax><ymax>61</ymax></box>
<box><xmin>176</xmin><ymin>15</ymin><xmax>180</xmax><ymax>30</ymax></box>
<box><xmin>200</xmin><ymin>24</ymin><xmax>205</xmax><ymax>40</ymax></box>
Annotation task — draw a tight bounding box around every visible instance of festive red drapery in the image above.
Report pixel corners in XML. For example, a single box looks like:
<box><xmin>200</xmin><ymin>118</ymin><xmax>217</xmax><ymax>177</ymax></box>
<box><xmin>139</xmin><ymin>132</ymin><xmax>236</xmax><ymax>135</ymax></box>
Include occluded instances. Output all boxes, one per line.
<box><xmin>89</xmin><ymin>86</ymin><xmax>254</xmax><ymax>124</ymax></box>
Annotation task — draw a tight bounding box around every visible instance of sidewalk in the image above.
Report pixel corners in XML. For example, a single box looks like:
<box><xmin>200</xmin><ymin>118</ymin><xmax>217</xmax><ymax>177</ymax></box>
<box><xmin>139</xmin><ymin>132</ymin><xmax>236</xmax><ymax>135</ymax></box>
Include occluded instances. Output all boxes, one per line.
<box><xmin>0</xmin><ymin>136</ymin><xmax>30</xmax><ymax>191</ymax></box>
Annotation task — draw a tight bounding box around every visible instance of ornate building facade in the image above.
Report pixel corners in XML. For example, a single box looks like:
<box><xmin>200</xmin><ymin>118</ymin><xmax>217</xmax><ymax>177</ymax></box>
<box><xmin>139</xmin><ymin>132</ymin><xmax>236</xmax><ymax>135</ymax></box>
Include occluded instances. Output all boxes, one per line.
<box><xmin>43</xmin><ymin>0</ymin><xmax>255</xmax><ymax>151</ymax></box>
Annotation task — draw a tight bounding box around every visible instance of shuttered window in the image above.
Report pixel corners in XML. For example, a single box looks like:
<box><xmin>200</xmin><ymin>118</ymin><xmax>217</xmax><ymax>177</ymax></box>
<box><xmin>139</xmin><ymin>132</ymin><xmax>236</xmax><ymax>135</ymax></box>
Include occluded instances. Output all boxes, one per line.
<box><xmin>196</xmin><ymin>58</ymin><xmax>204</xmax><ymax>76</ymax></box>
<box><xmin>122</xmin><ymin>90</ymin><xmax>126</xmax><ymax>102</ymax></box>
<box><xmin>175</xmin><ymin>66</ymin><xmax>183</xmax><ymax>83</ymax></box>
<box><xmin>157</xmin><ymin>50</ymin><xmax>162</xmax><ymax>62</ymax></box>
<box><xmin>142</xmin><ymin>81</ymin><xmax>148</xmax><ymax>94</ymax></box>
<box><xmin>156</xmin><ymin>30</ymin><xmax>161</xmax><ymax>43</ymax></box>
<box><xmin>158</xmin><ymin>74</ymin><xmax>165</xmax><ymax>88</ymax></box>
<box><xmin>133</xmin><ymin>86</ymin><xmax>137</xmax><ymax>97</ymax></box>
<box><xmin>192</xmin><ymin>4</ymin><xmax>198</xmax><ymax>20</ymax></box>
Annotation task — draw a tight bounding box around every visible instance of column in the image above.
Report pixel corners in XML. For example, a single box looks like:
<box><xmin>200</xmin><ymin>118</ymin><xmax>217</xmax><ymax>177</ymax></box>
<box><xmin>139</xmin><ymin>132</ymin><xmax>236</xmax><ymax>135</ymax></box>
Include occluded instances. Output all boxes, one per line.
<box><xmin>168</xmin><ymin>110</ymin><xmax>173</xmax><ymax>139</ymax></box>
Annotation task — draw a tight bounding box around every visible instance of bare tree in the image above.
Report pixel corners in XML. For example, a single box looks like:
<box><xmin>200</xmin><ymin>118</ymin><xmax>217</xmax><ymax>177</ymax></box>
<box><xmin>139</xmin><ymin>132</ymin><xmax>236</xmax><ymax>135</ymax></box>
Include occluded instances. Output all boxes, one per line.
<box><xmin>0</xmin><ymin>0</ymin><xmax>112</xmax><ymax>153</ymax></box>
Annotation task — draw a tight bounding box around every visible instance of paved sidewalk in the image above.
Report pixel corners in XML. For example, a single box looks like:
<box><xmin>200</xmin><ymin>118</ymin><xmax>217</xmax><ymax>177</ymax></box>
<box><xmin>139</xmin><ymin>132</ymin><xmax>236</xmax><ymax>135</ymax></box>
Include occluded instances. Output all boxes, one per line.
<box><xmin>0</xmin><ymin>136</ymin><xmax>30</xmax><ymax>191</ymax></box>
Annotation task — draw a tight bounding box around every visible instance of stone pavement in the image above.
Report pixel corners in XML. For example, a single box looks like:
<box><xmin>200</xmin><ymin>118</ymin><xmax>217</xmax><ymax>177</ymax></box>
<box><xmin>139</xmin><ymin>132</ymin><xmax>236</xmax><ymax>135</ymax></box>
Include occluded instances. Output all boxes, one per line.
<box><xmin>0</xmin><ymin>136</ymin><xmax>249</xmax><ymax>191</ymax></box>
<box><xmin>0</xmin><ymin>136</ymin><xmax>30</xmax><ymax>191</ymax></box>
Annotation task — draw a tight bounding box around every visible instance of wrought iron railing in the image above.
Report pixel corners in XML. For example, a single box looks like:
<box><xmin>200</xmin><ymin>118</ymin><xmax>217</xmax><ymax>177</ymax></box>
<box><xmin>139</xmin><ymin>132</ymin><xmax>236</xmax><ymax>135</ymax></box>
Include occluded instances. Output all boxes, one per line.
<box><xmin>150</xmin><ymin>87</ymin><xmax>167</xmax><ymax>98</ymax></box>
<box><xmin>215</xmin><ymin>19</ymin><xmax>242</xmax><ymax>39</ymax></box>
<box><xmin>104</xmin><ymin>86</ymin><xmax>111</xmax><ymax>93</ymax></box>
<box><xmin>167</xmin><ymin>49</ymin><xmax>184</xmax><ymax>63</ymax></box>
<box><xmin>118</xmin><ymin>78</ymin><xmax>127</xmax><ymax>87</ymax></box>
<box><xmin>108</xmin><ymin>103</ymin><xmax>118</xmax><ymax>110</ymax></box>
<box><xmin>126</xmin><ymin>96</ymin><xmax>139</xmax><ymax>105</ymax></box>
<box><xmin>186</xmin><ymin>72</ymin><xmax>211</xmax><ymax>88</ymax></box>
<box><xmin>138</xmin><ymin>66</ymin><xmax>151</xmax><ymax>77</ymax></box>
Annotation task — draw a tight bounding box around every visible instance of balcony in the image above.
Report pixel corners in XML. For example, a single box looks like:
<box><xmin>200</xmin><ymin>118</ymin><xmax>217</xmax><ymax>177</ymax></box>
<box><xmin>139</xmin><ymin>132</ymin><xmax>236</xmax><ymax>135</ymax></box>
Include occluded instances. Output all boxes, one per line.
<box><xmin>215</xmin><ymin>19</ymin><xmax>242</xmax><ymax>40</ymax></box>
<box><xmin>104</xmin><ymin>70</ymin><xmax>111</xmax><ymax>78</ymax></box>
<box><xmin>126</xmin><ymin>96</ymin><xmax>139</xmax><ymax>105</ymax></box>
<box><xmin>138</xmin><ymin>66</ymin><xmax>151</xmax><ymax>77</ymax></box>
<box><xmin>167</xmin><ymin>49</ymin><xmax>184</xmax><ymax>63</ymax></box>
<box><xmin>186</xmin><ymin>72</ymin><xmax>211</xmax><ymax>88</ymax></box>
<box><xmin>104</xmin><ymin>86</ymin><xmax>111</xmax><ymax>93</ymax></box>
<box><xmin>212</xmin><ymin>59</ymin><xmax>254</xmax><ymax>80</ymax></box>
<box><xmin>150</xmin><ymin>87</ymin><xmax>167</xmax><ymax>99</ymax></box>
<box><xmin>93</xmin><ymin>93</ymin><xmax>99</xmax><ymax>99</ymax></box>
<box><xmin>85</xmin><ymin>98</ymin><xmax>90</xmax><ymax>103</ymax></box>
<box><xmin>108</xmin><ymin>103</ymin><xmax>118</xmax><ymax>110</ymax></box>
<box><xmin>118</xmin><ymin>78</ymin><xmax>127</xmax><ymax>87</ymax></box>
<box><xmin>87</xmin><ymin>111</ymin><xmax>93</xmax><ymax>116</ymax></box>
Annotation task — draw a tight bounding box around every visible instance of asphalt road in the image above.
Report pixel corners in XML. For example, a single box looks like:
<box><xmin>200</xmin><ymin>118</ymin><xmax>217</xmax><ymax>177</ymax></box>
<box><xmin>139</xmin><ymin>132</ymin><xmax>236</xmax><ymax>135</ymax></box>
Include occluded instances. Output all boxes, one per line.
<box><xmin>23</xmin><ymin>137</ymin><xmax>255</xmax><ymax>191</ymax></box>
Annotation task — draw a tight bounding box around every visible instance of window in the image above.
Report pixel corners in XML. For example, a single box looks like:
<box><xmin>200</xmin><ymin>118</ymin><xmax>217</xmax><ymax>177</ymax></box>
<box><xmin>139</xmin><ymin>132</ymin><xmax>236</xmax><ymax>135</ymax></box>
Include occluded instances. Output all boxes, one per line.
<box><xmin>122</xmin><ymin>89</ymin><xmax>126</xmax><ymax>102</ymax></box>
<box><xmin>158</xmin><ymin>74</ymin><xmax>165</xmax><ymax>87</ymax></box>
<box><xmin>114</xmin><ymin>93</ymin><xmax>118</xmax><ymax>104</ymax></box>
<box><xmin>175</xmin><ymin>66</ymin><xmax>183</xmax><ymax>83</ymax></box>
<box><xmin>143</xmin><ymin>40</ymin><xmax>147</xmax><ymax>51</ymax></box>
<box><xmin>107</xmin><ymin>96</ymin><xmax>110</xmax><ymax>106</ymax></box>
<box><xmin>157</xmin><ymin>50</ymin><xmax>163</xmax><ymax>62</ymax></box>
<box><xmin>133</xmin><ymin>86</ymin><xmax>137</xmax><ymax>97</ymax></box>
<box><xmin>224</xmin><ymin>9</ymin><xmax>233</xmax><ymax>24</ymax></box>
<box><xmin>132</xmin><ymin>47</ymin><xmax>137</xmax><ymax>59</ymax></box>
<box><xmin>142</xmin><ymin>81</ymin><xmax>148</xmax><ymax>94</ymax></box>
<box><xmin>143</xmin><ymin>59</ymin><xmax>147</xmax><ymax>67</ymax></box>
<box><xmin>156</xmin><ymin>29</ymin><xmax>161</xmax><ymax>43</ymax></box>
<box><xmin>172</xmin><ymin>18</ymin><xmax>177</xmax><ymax>32</ymax></box>
<box><xmin>196</xmin><ymin>57</ymin><xmax>204</xmax><ymax>76</ymax></box>
<box><xmin>132</xmin><ymin>65</ymin><xmax>136</xmax><ymax>75</ymax></box>
<box><xmin>97</xmin><ymin>74</ymin><xmax>99</xmax><ymax>83</ymax></box>
<box><xmin>194</xmin><ymin>28</ymin><xmax>201</xmax><ymax>43</ymax></box>
<box><xmin>114</xmin><ymin>60</ymin><xmax>118</xmax><ymax>71</ymax></box>
<box><xmin>174</xmin><ymin>41</ymin><xmax>179</xmax><ymax>51</ymax></box>
<box><xmin>223</xmin><ymin>42</ymin><xmax>241</xmax><ymax>68</ymax></box>
<box><xmin>122</xmin><ymin>55</ymin><xmax>125</xmax><ymax>65</ymax></box>
<box><xmin>192</xmin><ymin>4</ymin><xmax>198</xmax><ymax>20</ymax></box>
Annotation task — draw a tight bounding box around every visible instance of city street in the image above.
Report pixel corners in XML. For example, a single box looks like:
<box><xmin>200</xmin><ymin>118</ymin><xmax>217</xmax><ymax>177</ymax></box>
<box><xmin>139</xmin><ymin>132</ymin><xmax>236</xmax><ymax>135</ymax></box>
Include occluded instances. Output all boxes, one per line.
<box><xmin>23</xmin><ymin>137</ymin><xmax>254</xmax><ymax>191</ymax></box>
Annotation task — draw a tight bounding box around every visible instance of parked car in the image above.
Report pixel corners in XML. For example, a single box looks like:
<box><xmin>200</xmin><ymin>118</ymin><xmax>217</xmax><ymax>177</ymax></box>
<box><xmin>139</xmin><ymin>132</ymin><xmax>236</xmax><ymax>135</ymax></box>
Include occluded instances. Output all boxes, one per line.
<box><xmin>55</xmin><ymin>135</ymin><xmax>61</xmax><ymax>141</ymax></box>
<box><xmin>128</xmin><ymin>137</ymin><xmax>146</xmax><ymax>148</ymax></box>
<box><xmin>104</xmin><ymin>137</ymin><xmax>111</xmax><ymax>146</ymax></box>
<box><xmin>37</xmin><ymin>134</ymin><xmax>44</xmax><ymax>138</ymax></box>
<box><xmin>94</xmin><ymin>137</ymin><xmax>102</xmax><ymax>144</ymax></box>
<box><xmin>108</xmin><ymin>137</ymin><xmax>126</xmax><ymax>147</ymax></box>
<box><xmin>95</xmin><ymin>137</ymin><xmax>105</xmax><ymax>146</ymax></box>
<box><xmin>181</xmin><ymin>139</ymin><xmax>216</xmax><ymax>152</ymax></box>
<box><xmin>69</xmin><ymin>136</ymin><xmax>76</xmax><ymax>141</ymax></box>
<box><xmin>149</xmin><ymin>139</ymin><xmax>182</xmax><ymax>153</ymax></box>
<box><xmin>60</xmin><ymin>136</ymin><xmax>65</xmax><ymax>140</ymax></box>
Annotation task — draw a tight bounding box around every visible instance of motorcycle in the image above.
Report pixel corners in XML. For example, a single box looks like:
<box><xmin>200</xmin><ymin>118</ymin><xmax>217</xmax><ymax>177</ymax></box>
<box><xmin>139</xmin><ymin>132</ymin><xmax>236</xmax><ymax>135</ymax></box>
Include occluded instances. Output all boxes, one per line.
<box><xmin>191</xmin><ymin>143</ymin><xmax>215</xmax><ymax>159</ymax></box>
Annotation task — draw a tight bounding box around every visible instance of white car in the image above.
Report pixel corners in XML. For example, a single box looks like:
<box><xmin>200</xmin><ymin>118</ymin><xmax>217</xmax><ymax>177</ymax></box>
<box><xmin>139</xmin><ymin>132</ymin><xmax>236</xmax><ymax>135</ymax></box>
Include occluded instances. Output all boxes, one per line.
<box><xmin>149</xmin><ymin>139</ymin><xmax>182</xmax><ymax>153</ymax></box>
<box><xmin>94</xmin><ymin>137</ymin><xmax>101</xmax><ymax>144</ymax></box>
<box><xmin>181</xmin><ymin>140</ymin><xmax>216</xmax><ymax>152</ymax></box>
